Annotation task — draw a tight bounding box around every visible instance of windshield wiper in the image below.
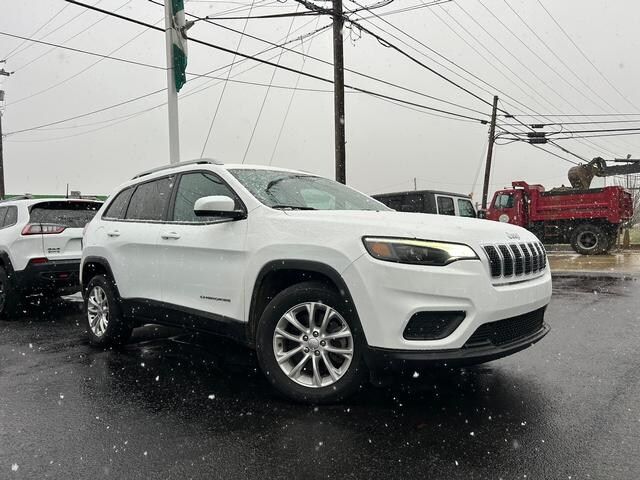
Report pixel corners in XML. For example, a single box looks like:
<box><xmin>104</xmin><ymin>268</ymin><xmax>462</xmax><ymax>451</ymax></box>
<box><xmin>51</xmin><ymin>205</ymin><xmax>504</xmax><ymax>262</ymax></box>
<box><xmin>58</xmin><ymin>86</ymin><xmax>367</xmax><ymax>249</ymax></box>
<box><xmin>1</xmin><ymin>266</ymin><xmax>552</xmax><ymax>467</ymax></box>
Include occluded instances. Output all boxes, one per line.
<box><xmin>271</xmin><ymin>205</ymin><xmax>317</xmax><ymax>211</ymax></box>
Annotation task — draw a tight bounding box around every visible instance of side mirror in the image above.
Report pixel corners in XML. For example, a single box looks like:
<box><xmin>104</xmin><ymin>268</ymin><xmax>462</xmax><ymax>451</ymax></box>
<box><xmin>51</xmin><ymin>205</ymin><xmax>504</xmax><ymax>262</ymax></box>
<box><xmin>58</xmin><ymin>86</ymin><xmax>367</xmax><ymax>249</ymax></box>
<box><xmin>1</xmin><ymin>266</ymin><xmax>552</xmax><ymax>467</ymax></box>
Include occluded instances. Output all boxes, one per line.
<box><xmin>193</xmin><ymin>196</ymin><xmax>246</xmax><ymax>219</ymax></box>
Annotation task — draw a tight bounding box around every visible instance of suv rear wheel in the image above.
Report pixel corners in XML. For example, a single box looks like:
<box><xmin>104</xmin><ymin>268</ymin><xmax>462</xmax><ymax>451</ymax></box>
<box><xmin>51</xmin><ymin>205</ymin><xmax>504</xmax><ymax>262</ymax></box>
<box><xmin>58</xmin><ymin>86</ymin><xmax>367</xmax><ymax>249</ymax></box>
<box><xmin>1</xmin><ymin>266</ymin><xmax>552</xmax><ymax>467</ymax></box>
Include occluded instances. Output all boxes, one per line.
<box><xmin>85</xmin><ymin>275</ymin><xmax>132</xmax><ymax>346</ymax></box>
<box><xmin>256</xmin><ymin>281</ymin><xmax>367</xmax><ymax>403</ymax></box>
<box><xmin>0</xmin><ymin>266</ymin><xmax>20</xmax><ymax>319</ymax></box>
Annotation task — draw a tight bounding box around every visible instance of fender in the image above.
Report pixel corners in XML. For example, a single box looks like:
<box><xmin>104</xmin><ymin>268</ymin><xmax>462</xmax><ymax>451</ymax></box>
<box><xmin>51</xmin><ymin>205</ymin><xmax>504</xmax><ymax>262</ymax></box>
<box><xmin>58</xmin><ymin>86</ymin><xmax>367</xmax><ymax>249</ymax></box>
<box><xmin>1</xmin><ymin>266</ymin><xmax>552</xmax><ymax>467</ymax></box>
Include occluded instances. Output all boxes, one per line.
<box><xmin>0</xmin><ymin>251</ymin><xmax>15</xmax><ymax>275</ymax></box>
<box><xmin>81</xmin><ymin>256</ymin><xmax>120</xmax><ymax>297</ymax></box>
<box><xmin>248</xmin><ymin>259</ymin><xmax>368</xmax><ymax>345</ymax></box>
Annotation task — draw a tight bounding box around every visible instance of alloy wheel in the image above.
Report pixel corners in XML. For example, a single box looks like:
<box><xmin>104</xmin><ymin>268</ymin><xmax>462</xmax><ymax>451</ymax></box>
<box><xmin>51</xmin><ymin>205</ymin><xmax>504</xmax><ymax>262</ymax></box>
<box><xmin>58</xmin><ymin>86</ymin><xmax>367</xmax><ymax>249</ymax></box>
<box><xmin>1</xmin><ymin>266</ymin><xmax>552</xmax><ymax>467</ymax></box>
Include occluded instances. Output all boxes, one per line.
<box><xmin>87</xmin><ymin>286</ymin><xmax>110</xmax><ymax>337</ymax></box>
<box><xmin>273</xmin><ymin>302</ymin><xmax>354</xmax><ymax>388</ymax></box>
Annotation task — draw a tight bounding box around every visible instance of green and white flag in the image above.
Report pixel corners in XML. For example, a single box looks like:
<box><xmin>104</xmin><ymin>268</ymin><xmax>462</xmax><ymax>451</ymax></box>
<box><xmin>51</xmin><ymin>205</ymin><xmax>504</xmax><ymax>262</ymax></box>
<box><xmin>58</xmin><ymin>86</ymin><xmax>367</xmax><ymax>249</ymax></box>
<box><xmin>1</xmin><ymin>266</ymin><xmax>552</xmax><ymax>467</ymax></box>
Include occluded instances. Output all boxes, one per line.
<box><xmin>170</xmin><ymin>0</ymin><xmax>187</xmax><ymax>92</ymax></box>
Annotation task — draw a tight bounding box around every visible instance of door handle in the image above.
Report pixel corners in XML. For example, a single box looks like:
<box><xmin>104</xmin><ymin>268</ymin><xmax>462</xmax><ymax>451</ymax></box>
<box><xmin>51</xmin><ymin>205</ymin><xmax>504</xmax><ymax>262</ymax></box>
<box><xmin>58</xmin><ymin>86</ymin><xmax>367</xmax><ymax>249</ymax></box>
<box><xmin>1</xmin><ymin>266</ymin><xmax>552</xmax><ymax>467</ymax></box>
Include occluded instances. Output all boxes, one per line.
<box><xmin>107</xmin><ymin>230</ymin><xmax>120</xmax><ymax>237</ymax></box>
<box><xmin>161</xmin><ymin>232</ymin><xmax>181</xmax><ymax>240</ymax></box>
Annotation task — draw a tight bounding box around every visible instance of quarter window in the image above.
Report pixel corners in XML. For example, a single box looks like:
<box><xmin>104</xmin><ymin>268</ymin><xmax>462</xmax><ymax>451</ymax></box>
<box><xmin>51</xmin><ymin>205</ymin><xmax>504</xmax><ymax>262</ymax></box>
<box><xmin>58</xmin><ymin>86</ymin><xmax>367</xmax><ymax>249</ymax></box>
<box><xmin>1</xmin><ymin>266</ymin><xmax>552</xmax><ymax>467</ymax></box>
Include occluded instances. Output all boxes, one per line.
<box><xmin>104</xmin><ymin>187</ymin><xmax>134</xmax><ymax>220</ymax></box>
<box><xmin>4</xmin><ymin>206</ymin><xmax>17</xmax><ymax>227</ymax></box>
<box><xmin>0</xmin><ymin>207</ymin><xmax>7</xmax><ymax>227</ymax></box>
<box><xmin>437</xmin><ymin>196</ymin><xmax>455</xmax><ymax>216</ymax></box>
<box><xmin>172</xmin><ymin>172</ymin><xmax>239</xmax><ymax>223</ymax></box>
<box><xmin>125</xmin><ymin>177</ymin><xmax>175</xmax><ymax>221</ymax></box>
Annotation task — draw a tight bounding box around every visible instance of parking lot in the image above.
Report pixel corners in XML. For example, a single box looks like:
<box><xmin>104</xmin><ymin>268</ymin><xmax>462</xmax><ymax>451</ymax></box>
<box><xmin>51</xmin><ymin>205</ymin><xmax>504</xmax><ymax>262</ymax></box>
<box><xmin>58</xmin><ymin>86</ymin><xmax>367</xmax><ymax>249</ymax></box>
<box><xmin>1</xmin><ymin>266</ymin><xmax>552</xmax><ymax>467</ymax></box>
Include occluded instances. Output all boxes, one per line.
<box><xmin>1</xmin><ymin>276</ymin><xmax>639</xmax><ymax>479</ymax></box>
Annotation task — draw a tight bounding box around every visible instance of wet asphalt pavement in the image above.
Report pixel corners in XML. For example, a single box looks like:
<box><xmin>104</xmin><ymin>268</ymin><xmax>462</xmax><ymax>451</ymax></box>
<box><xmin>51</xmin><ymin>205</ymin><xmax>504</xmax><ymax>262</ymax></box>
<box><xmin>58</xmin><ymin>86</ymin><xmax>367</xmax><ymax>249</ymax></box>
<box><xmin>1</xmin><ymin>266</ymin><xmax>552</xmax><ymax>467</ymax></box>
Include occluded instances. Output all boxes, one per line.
<box><xmin>1</xmin><ymin>278</ymin><xmax>640</xmax><ymax>479</ymax></box>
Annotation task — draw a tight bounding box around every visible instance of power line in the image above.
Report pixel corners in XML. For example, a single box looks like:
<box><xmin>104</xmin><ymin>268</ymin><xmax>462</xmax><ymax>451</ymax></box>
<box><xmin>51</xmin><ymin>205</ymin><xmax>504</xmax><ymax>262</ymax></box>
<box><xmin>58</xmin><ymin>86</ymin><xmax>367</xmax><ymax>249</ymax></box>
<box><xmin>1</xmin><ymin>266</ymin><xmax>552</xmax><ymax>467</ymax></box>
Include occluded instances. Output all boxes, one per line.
<box><xmin>447</xmin><ymin>2</ymin><xmax>629</xmax><ymax>157</ymax></box>
<box><xmin>1</xmin><ymin>3</ymin><xmax>71</xmax><ymax>59</ymax></box>
<box><xmin>5</xmin><ymin>16</ymin><xmax>164</xmax><ymax>107</ymax></box>
<box><xmin>535</xmin><ymin>0</ymin><xmax>639</xmax><ymax>112</ymax></box>
<box><xmin>65</xmin><ymin>0</ymin><xmax>489</xmax><ymax>123</ymax></box>
<box><xmin>5</xmin><ymin>89</ymin><xmax>165</xmax><ymax>135</ymax></box>
<box><xmin>0</xmin><ymin>31</ymin><xmax>166</xmax><ymax>72</ymax></box>
<box><xmin>200</xmin><ymin>0</ymin><xmax>257</xmax><ymax>157</ymax></box>
<box><xmin>269</xmin><ymin>17</ymin><xmax>322</xmax><ymax>165</ymax></box>
<box><xmin>500</xmin><ymin>0</ymin><xmax>621</xmax><ymax>114</ymax></box>
<box><xmin>344</xmin><ymin>1</ymin><xmax>493</xmax><ymax>108</ymax></box>
<box><xmin>530</xmin><ymin>143</ymin><xmax>579</xmax><ymax>165</ymax></box>
<box><xmin>242</xmin><ymin>3</ymin><xmax>299</xmax><ymax>164</ymax></box>
<box><xmin>6</xmin><ymin>20</ymin><xmax>332</xmax><ymax>137</ymax></box>
<box><xmin>476</xmin><ymin>0</ymin><xmax>616</xmax><ymax>114</ymax></box>
<box><xmin>471</xmin><ymin>0</ymin><xmax>640</xmax><ymax>155</ymax></box>
<box><xmin>157</xmin><ymin>0</ymin><xmax>489</xmax><ymax>116</ymax></box>
<box><xmin>344</xmin><ymin>1</ymin><xmax>542</xmax><ymax>136</ymax></box>
<box><xmin>12</xmin><ymin>0</ymin><xmax>133</xmax><ymax>73</ymax></box>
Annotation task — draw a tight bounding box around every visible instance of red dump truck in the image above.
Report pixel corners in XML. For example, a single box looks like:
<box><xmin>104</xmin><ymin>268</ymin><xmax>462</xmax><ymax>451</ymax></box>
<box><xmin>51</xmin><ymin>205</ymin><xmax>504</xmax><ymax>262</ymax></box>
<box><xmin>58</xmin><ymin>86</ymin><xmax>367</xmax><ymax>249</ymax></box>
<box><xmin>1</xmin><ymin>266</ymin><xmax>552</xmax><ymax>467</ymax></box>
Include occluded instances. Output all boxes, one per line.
<box><xmin>485</xmin><ymin>181</ymin><xmax>633</xmax><ymax>254</ymax></box>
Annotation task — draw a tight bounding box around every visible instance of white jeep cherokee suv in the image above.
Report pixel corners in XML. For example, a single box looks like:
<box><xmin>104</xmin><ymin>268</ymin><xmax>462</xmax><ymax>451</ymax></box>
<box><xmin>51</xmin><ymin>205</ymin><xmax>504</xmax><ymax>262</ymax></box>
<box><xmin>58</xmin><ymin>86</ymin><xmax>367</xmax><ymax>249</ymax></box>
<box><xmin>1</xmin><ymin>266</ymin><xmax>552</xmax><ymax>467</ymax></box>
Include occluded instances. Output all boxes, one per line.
<box><xmin>81</xmin><ymin>160</ymin><xmax>552</xmax><ymax>403</ymax></box>
<box><xmin>0</xmin><ymin>197</ymin><xmax>102</xmax><ymax>317</ymax></box>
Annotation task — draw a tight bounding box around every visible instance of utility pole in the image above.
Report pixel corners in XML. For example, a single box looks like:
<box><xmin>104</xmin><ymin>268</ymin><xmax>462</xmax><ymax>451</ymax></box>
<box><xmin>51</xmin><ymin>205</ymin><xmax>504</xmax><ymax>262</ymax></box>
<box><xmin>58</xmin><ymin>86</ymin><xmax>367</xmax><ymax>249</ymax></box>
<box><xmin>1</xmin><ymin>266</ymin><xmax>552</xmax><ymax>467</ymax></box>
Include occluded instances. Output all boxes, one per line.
<box><xmin>164</xmin><ymin>0</ymin><xmax>180</xmax><ymax>164</ymax></box>
<box><xmin>413</xmin><ymin>177</ymin><xmax>417</xmax><ymax>191</ymax></box>
<box><xmin>0</xmin><ymin>108</ymin><xmax>4</xmax><ymax>200</ymax></box>
<box><xmin>332</xmin><ymin>0</ymin><xmax>346</xmax><ymax>184</ymax></box>
<box><xmin>0</xmin><ymin>64</ymin><xmax>11</xmax><ymax>200</ymax></box>
<box><xmin>481</xmin><ymin>95</ymin><xmax>499</xmax><ymax>210</ymax></box>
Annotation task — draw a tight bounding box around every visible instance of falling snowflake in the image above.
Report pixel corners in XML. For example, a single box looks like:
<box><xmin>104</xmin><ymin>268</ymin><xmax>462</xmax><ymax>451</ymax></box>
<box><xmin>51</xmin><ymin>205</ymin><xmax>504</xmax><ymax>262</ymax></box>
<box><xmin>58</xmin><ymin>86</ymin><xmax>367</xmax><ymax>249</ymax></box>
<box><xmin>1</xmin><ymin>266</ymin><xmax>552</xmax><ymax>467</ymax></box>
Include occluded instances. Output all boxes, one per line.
<box><xmin>412</xmin><ymin>372</ymin><xmax>420</xmax><ymax>378</ymax></box>
<box><xmin>208</xmin><ymin>394</ymin><xmax>215</xmax><ymax>400</ymax></box>
<box><xmin>11</xmin><ymin>464</ymin><xmax>18</xmax><ymax>472</ymax></box>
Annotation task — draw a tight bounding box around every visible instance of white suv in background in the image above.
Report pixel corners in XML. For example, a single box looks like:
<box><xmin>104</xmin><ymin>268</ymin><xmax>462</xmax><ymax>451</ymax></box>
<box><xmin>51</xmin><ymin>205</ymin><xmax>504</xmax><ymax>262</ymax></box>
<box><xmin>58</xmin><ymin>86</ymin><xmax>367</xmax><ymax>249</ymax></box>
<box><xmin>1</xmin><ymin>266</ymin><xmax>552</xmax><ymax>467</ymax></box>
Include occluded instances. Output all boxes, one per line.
<box><xmin>0</xmin><ymin>197</ymin><xmax>103</xmax><ymax>317</ymax></box>
<box><xmin>81</xmin><ymin>160</ymin><xmax>552</xmax><ymax>403</ymax></box>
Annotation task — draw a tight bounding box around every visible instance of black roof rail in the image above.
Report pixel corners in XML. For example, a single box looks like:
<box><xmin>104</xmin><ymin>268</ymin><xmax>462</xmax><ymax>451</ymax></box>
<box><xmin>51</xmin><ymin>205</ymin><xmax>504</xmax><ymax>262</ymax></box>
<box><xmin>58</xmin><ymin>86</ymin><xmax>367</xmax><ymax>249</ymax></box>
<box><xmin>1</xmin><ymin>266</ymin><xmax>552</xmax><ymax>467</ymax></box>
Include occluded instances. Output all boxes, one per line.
<box><xmin>131</xmin><ymin>158</ymin><xmax>224</xmax><ymax>180</ymax></box>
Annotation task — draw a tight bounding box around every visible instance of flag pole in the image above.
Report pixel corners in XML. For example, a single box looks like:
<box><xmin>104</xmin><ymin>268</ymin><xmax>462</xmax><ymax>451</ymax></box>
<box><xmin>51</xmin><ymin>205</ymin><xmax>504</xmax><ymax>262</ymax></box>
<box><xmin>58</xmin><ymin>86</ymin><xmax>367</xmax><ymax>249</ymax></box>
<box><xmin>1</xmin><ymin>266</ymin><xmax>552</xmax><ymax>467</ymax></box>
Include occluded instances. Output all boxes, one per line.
<box><xmin>164</xmin><ymin>0</ymin><xmax>180</xmax><ymax>164</ymax></box>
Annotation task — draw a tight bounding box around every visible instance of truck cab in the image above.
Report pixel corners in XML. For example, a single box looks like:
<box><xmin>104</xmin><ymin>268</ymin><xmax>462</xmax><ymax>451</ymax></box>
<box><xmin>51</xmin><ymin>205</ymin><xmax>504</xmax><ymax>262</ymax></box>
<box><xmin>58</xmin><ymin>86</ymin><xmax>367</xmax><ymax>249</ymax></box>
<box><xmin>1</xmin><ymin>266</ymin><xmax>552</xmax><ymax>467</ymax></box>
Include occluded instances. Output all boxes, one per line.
<box><xmin>485</xmin><ymin>184</ymin><xmax>536</xmax><ymax>227</ymax></box>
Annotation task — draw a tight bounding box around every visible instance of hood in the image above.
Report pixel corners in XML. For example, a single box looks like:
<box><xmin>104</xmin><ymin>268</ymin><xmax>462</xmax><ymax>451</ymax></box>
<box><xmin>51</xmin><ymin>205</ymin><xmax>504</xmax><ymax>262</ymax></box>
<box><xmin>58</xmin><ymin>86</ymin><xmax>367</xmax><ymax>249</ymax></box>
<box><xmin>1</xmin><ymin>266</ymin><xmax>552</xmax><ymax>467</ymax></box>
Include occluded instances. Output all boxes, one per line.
<box><xmin>279</xmin><ymin>210</ymin><xmax>537</xmax><ymax>247</ymax></box>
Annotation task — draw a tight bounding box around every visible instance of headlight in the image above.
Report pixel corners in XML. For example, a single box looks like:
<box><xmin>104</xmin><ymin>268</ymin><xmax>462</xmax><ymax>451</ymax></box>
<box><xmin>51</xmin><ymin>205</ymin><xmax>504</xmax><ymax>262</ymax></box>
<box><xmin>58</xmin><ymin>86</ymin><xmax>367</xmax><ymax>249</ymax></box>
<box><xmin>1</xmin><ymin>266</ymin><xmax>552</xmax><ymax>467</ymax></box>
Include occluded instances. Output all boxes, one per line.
<box><xmin>362</xmin><ymin>237</ymin><xmax>478</xmax><ymax>266</ymax></box>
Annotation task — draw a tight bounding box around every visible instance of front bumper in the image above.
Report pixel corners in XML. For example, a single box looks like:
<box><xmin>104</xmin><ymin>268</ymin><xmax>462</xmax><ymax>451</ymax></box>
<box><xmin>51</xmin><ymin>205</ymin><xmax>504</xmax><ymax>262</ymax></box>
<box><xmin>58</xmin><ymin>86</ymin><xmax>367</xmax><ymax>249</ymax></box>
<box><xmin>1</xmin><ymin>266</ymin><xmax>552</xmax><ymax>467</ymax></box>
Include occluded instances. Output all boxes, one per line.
<box><xmin>366</xmin><ymin>321</ymin><xmax>549</xmax><ymax>371</ymax></box>
<box><xmin>342</xmin><ymin>253</ymin><xmax>552</xmax><ymax>351</ymax></box>
<box><xmin>13</xmin><ymin>260</ymin><xmax>81</xmax><ymax>294</ymax></box>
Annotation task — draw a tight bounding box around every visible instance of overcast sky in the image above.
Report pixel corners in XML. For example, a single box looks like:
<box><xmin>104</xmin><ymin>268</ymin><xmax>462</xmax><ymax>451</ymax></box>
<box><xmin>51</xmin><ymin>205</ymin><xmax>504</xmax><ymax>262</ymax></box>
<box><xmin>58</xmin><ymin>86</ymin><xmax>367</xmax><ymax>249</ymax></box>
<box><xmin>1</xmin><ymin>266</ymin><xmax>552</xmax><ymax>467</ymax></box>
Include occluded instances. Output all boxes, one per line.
<box><xmin>2</xmin><ymin>0</ymin><xmax>639</xmax><ymax>199</ymax></box>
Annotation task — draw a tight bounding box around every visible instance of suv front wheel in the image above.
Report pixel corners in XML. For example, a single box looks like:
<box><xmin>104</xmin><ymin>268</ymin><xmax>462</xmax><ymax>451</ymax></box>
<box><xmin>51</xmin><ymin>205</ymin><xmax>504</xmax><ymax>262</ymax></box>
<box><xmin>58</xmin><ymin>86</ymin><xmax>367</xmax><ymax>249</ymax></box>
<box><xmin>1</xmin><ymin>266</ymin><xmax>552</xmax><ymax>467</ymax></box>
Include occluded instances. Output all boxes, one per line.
<box><xmin>256</xmin><ymin>281</ymin><xmax>367</xmax><ymax>403</ymax></box>
<box><xmin>84</xmin><ymin>275</ymin><xmax>132</xmax><ymax>346</ymax></box>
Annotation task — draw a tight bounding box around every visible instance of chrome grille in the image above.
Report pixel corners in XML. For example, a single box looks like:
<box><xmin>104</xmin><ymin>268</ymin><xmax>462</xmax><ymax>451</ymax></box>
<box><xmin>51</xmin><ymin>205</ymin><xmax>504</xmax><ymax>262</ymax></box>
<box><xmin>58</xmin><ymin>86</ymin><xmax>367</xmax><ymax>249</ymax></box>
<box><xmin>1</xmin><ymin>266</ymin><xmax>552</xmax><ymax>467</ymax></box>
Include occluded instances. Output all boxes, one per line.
<box><xmin>482</xmin><ymin>242</ymin><xmax>547</xmax><ymax>282</ymax></box>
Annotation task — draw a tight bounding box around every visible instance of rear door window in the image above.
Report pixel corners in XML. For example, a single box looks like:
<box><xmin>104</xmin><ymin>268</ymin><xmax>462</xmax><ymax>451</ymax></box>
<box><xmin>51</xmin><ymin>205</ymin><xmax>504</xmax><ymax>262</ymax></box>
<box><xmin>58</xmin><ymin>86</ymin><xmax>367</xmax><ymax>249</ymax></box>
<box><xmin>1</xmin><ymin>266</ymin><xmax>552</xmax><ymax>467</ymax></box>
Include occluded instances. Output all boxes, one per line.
<box><xmin>104</xmin><ymin>187</ymin><xmax>134</xmax><ymax>220</ymax></box>
<box><xmin>0</xmin><ymin>207</ymin><xmax>7</xmax><ymax>227</ymax></box>
<box><xmin>126</xmin><ymin>177</ymin><xmax>175</xmax><ymax>221</ymax></box>
<box><xmin>29</xmin><ymin>201</ymin><xmax>102</xmax><ymax>228</ymax></box>
<box><xmin>436</xmin><ymin>196</ymin><xmax>455</xmax><ymax>216</ymax></box>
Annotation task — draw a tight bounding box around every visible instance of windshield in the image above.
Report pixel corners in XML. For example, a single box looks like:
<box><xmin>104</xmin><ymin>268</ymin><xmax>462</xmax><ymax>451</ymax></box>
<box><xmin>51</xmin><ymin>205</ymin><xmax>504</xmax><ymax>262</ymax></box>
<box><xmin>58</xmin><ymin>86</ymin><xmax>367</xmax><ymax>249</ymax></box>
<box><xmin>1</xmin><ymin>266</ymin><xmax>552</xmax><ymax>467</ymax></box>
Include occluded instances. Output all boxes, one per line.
<box><xmin>229</xmin><ymin>169</ymin><xmax>390</xmax><ymax>211</ymax></box>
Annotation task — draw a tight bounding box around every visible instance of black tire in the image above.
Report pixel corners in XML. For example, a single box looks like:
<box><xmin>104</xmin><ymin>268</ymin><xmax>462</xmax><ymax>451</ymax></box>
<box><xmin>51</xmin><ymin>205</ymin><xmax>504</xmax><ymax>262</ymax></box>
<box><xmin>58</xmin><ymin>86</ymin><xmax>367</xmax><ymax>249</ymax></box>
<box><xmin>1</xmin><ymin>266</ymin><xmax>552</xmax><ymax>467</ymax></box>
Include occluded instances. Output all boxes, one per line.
<box><xmin>0</xmin><ymin>266</ymin><xmax>21</xmax><ymax>319</ymax></box>
<box><xmin>255</xmin><ymin>281</ymin><xmax>368</xmax><ymax>404</ymax></box>
<box><xmin>570</xmin><ymin>223</ymin><xmax>608</xmax><ymax>255</ymax></box>
<box><xmin>84</xmin><ymin>275</ymin><xmax>132</xmax><ymax>346</ymax></box>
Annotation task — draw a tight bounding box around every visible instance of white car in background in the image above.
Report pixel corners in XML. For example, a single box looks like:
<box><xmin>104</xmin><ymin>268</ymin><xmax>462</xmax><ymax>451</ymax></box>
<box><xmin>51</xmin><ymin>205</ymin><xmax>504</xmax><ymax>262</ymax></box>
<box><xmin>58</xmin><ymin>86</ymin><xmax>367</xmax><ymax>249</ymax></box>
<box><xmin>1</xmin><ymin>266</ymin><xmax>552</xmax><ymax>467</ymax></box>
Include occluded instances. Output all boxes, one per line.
<box><xmin>0</xmin><ymin>198</ymin><xmax>103</xmax><ymax>317</ymax></box>
<box><xmin>81</xmin><ymin>160</ymin><xmax>552</xmax><ymax>403</ymax></box>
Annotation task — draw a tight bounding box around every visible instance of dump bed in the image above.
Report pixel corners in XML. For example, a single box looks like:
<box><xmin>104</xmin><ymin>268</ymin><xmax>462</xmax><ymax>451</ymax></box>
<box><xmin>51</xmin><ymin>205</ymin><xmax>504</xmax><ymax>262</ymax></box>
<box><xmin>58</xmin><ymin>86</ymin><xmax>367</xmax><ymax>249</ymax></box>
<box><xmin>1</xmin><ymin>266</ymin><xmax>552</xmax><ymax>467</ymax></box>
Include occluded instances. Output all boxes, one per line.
<box><xmin>526</xmin><ymin>185</ymin><xmax>632</xmax><ymax>224</ymax></box>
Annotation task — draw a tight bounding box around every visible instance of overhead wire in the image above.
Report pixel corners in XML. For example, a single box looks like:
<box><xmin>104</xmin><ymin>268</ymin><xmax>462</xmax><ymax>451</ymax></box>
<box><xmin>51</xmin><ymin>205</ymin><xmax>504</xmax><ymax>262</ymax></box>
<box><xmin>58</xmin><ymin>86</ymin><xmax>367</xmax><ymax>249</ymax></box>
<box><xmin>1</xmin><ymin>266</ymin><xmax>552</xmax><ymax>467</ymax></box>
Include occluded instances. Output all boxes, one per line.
<box><xmin>241</xmin><ymin>3</ymin><xmax>300</xmax><ymax>164</ymax></box>
<box><xmin>11</xmin><ymin>0</ymin><xmax>133</xmax><ymax>73</ymax></box>
<box><xmin>1</xmin><ymin>3</ymin><xmax>71</xmax><ymax>59</ymax></box>
<box><xmin>199</xmin><ymin>0</ymin><xmax>257</xmax><ymax>157</ymax></box>
<box><xmin>535</xmin><ymin>0</ymin><xmax>639</xmax><ymax>112</ymax></box>
<box><xmin>5</xmin><ymin>19</ymin><xmax>333</xmax><ymax>137</ymax></box>
<box><xmin>5</xmin><ymin>15</ymin><xmax>165</xmax><ymax>108</ymax></box>
<box><xmin>156</xmin><ymin>0</ymin><xmax>490</xmax><ymax>117</ymax></box>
